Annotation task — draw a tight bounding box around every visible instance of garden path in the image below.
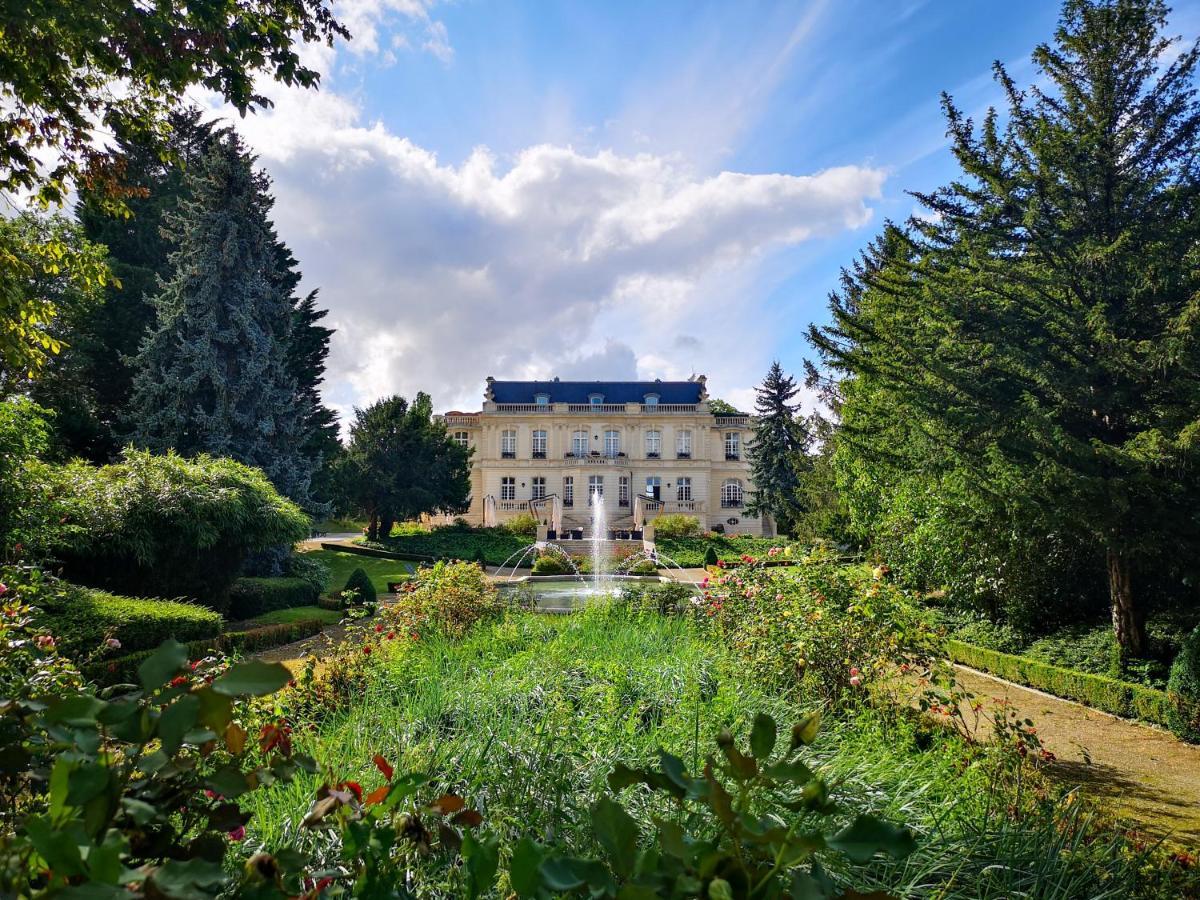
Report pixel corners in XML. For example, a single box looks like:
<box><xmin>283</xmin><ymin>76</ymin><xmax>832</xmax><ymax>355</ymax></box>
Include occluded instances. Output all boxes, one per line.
<box><xmin>952</xmin><ymin>664</ymin><xmax>1200</xmax><ymax>848</ymax></box>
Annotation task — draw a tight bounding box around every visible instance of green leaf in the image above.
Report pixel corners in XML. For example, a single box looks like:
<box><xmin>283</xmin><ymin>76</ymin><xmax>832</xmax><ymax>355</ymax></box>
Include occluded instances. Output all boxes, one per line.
<box><xmin>462</xmin><ymin>831</ymin><xmax>500</xmax><ymax>900</ymax></box>
<box><xmin>790</xmin><ymin>711</ymin><xmax>821</xmax><ymax>749</ymax></box>
<box><xmin>763</xmin><ymin>758</ymin><xmax>814</xmax><ymax>785</ymax></box>
<box><xmin>212</xmin><ymin>661</ymin><xmax>291</xmax><ymax>697</ymax></box>
<box><xmin>790</xmin><ymin>860</ymin><xmax>836</xmax><ymax>900</ymax></box>
<box><xmin>827</xmin><ymin>815</ymin><xmax>916</xmax><ymax>863</ymax></box>
<box><xmin>65</xmin><ymin>763</ymin><xmax>109</xmax><ymax>808</ymax></box>
<box><xmin>708</xmin><ymin>878</ymin><xmax>733</xmax><ymax>900</ymax></box>
<box><xmin>592</xmin><ymin>795</ymin><xmax>640</xmax><ymax>878</ymax></box>
<box><xmin>509</xmin><ymin>837</ymin><xmax>544</xmax><ymax>898</ymax></box>
<box><xmin>158</xmin><ymin>694</ymin><xmax>200</xmax><ymax>756</ymax></box>
<box><xmin>539</xmin><ymin>857</ymin><xmax>613</xmax><ymax>893</ymax></box>
<box><xmin>25</xmin><ymin>815</ymin><xmax>85</xmax><ymax>877</ymax></box>
<box><xmin>148</xmin><ymin>857</ymin><xmax>229</xmax><ymax>897</ymax></box>
<box><xmin>45</xmin><ymin>695</ymin><xmax>107</xmax><ymax>727</ymax></box>
<box><xmin>138</xmin><ymin>640</ymin><xmax>188</xmax><ymax>692</ymax></box>
<box><xmin>656</xmin><ymin>818</ymin><xmax>687</xmax><ymax>860</ymax></box>
<box><xmin>195</xmin><ymin>687</ymin><xmax>233</xmax><ymax>732</ymax></box>
<box><xmin>205</xmin><ymin>765</ymin><xmax>250</xmax><ymax>799</ymax></box>
<box><xmin>121</xmin><ymin>798</ymin><xmax>158</xmax><ymax>825</ymax></box>
<box><xmin>750</xmin><ymin>713</ymin><xmax>777</xmax><ymax>760</ymax></box>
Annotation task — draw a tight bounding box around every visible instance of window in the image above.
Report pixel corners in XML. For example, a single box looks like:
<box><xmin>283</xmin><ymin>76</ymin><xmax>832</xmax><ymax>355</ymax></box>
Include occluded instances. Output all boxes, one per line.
<box><xmin>645</xmin><ymin>429</ymin><xmax>661</xmax><ymax>458</ymax></box>
<box><xmin>677</xmin><ymin>477</ymin><xmax>692</xmax><ymax>502</ymax></box>
<box><xmin>676</xmin><ymin>429</ymin><xmax>692</xmax><ymax>458</ymax></box>
<box><xmin>645</xmin><ymin>476</ymin><xmax>661</xmax><ymax>501</ymax></box>
<box><xmin>724</xmin><ymin>431</ymin><xmax>741</xmax><ymax>460</ymax></box>
<box><xmin>453</xmin><ymin>431</ymin><xmax>469</xmax><ymax>448</ymax></box>
<box><xmin>589</xmin><ymin>394</ymin><xmax>604</xmax><ymax>406</ymax></box>
<box><xmin>588</xmin><ymin>475</ymin><xmax>604</xmax><ymax>503</ymax></box>
<box><xmin>644</xmin><ymin>394</ymin><xmax>659</xmax><ymax>407</ymax></box>
<box><xmin>604</xmin><ymin>429</ymin><xmax>620</xmax><ymax>457</ymax></box>
<box><xmin>501</xmin><ymin>477</ymin><xmax>516</xmax><ymax>501</ymax></box>
<box><xmin>532</xmin><ymin>429</ymin><xmax>547</xmax><ymax>458</ymax></box>
<box><xmin>531</xmin><ymin>476</ymin><xmax>546</xmax><ymax>500</ymax></box>
<box><xmin>572</xmin><ymin>429</ymin><xmax>589</xmax><ymax>457</ymax></box>
<box><xmin>535</xmin><ymin>393</ymin><xmax>550</xmax><ymax>406</ymax></box>
<box><xmin>501</xmin><ymin>429</ymin><xmax>517</xmax><ymax>459</ymax></box>
<box><xmin>563</xmin><ymin>476</ymin><xmax>574</xmax><ymax>507</ymax></box>
<box><xmin>618</xmin><ymin>476</ymin><xmax>629</xmax><ymax>507</ymax></box>
<box><xmin>721</xmin><ymin>479</ymin><xmax>744</xmax><ymax>508</ymax></box>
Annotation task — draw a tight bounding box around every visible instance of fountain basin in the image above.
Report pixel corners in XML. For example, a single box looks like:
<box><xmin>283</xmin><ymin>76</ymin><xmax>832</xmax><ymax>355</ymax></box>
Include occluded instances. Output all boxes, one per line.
<box><xmin>500</xmin><ymin>574</ymin><xmax>673</xmax><ymax>614</ymax></box>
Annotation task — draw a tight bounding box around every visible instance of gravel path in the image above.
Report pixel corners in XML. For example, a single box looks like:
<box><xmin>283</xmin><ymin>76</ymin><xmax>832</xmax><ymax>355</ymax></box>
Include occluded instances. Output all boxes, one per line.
<box><xmin>952</xmin><ymin>664</ymin><xmax>1200</xmax><ymax>847</ymax></box>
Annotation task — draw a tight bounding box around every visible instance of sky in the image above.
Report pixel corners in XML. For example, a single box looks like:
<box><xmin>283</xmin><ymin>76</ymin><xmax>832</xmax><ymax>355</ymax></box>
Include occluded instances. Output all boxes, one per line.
<box><xmin>197</xmin><ymin>0</ymin><xmax>1200</xmax><ymax>420</ymax></box>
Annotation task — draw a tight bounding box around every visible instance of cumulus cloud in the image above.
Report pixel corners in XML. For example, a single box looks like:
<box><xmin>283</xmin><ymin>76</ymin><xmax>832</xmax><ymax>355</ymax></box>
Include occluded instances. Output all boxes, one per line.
<box><xmin>334</xmin><ymin>0</ymin><xmax>452</xmax><ymax>61</ymax></box>
<box><xmin>199</xmin><ymin>51</ymin><xmax>884</xmax><ymax>423</ymax></box>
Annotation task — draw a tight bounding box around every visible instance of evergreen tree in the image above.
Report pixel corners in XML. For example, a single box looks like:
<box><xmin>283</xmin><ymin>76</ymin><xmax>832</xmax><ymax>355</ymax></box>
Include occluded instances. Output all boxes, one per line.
<box><xmin>810</xmin><ymin>0</ymin><xmax>1200</xmax><ymax>657</ymax></box>
<box><xmin>31</xmin><ymin>109</ymin><xmax>217</xmax><ymax>460</ymax></box>
<box><xmin>130</xmin><ymin>131</ymin><xmax>319</xmax><ymax>506</ymax></box>
<box><xmin>746</xmin><ymin>362</ymin><xmax>810</xmax><ymax>534</ymax></box>
<box><xmin>343</xmin><ymin>393</ymin><xmax>471</xmax><ymax>542</ymax></box>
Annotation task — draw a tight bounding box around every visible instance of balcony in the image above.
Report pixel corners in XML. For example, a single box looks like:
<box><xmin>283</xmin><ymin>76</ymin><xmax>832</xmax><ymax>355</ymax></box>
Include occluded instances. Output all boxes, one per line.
<box><xmin>568</xmin><ymin>403</ymin><xmax>626</xmax><ymax>413</ymax></box>
<box><xmin>497</xmin><ymin>500</ymin><xmax>523</xmax><ymax>511</ymax></box>
<box><xmin>646</xmin><ymin>451</ymin><xmax>661</xmax><ymax>459</ymax></box>
<box><xmin>721</xmin><ymin>500</ymin><xmax>744</xmax><ymax>509</ymax></box>
<box><xmin>501</xmin><ymin>451</ymin><xmax>516</xmax><ymax>459</ymax></box>
<box><xmin>642</xmin><ymin>404</ymin><xmax>698</xmax><ymax>414</ymax></box>
<box><xmin>714</xmin><ymin>414</ymin><xmax>750</xmax><ymax>426</ymax></box>
<box><xmin>532</xmin><ymin>451</ymin><xmax>546</xmax><ymax>459</ymax></box>
<box><xmin>495</xmin><ymin>404</ymin><xmax>554</xmax><ymax>413</ymax></box>
<box><xmin>675</xmin><ymin>451</ymin><xmax>691</xmax><ymax>459</ymax></box>
<box><xmin>725</xmin><ymin>453</ymin><xmax>740</xmax><ymax>461</ymax></box>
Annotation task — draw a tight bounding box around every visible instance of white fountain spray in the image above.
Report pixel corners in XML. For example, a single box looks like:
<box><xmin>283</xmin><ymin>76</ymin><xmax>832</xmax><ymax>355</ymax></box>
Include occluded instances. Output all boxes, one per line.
<box><xmin>590</xmin><ymin>486</ymin><xmax>607</xmax><ymax>591</ymax></box>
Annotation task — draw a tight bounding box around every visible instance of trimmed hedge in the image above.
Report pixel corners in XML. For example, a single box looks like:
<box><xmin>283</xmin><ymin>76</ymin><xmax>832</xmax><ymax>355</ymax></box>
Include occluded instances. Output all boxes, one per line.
<box><xmin>946</xmin><ymin>639</ymin><xmax>1193</xmax><ymax>736</ymax></box>
<box><xmin>39</xmin><ymin>584</ymin><xmax>222</xmax><ymax>658</ymax></box>
<box><xmin>88</xmin><ymin>619</ymin><xmax>324</xmax><ymax>685</ymax></box>
<box><xmin>1167</xmin><ymin>626</ymin><xmax>1200</xmax><ymax>743</ymax></box>
<box><xmin>342</xmin><ymin>568</ymin><xmax>377</xmax><ymax>604</ymax></box>
<box><xmin>229</xmin><ymin>576</ymin><xmax>319</xmax><ymax>620</ymax></box>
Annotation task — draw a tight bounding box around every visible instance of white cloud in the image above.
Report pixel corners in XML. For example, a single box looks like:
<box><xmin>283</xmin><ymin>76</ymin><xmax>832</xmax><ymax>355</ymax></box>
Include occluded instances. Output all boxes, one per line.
<box><xmin>334</xmin><ymin>0</ymin><xmax>452</xmax><ymax>61</ymax></box>
<box><xmin>199</xmin><ymin>54</ymin><xmax>884</xmax><ymax>425</ymax></box>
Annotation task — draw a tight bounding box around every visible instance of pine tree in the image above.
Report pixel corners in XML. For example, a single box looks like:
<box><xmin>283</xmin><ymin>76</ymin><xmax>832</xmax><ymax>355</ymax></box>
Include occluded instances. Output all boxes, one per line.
<box><xmin>746</xmin><ymin>362</ymin><xmax>810</xmax><ymax>534</ymax></box>
<box><xmin>32</xmin><ymin>109</ymin><xmax>216</xmax><ymax>461</ymax></box>
<box><xmin>811</xmin><ymin>0</ymin><xmax>1200</xmax><ymax>657</ymax></box>
<box><xmin>130</xmin><ymin>131</ymin><xmax>319</xmax><ymax>506</ymax></box>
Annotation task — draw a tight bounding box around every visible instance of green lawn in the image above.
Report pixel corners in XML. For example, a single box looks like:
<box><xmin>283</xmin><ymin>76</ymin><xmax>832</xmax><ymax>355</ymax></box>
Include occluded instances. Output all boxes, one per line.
<box><xmin>313</xmin><ymin>517</ymin><xmax>368</xmax><ymax>534</ymax></box>
<box><xmin>301</xmin><ymin>547</ymin><xmax>414</xmax><ymax>595</ymax></box>
<box><xmin>242</xmin><ymin>604</ymin><xmax>1180</xmax><ymax>898</ymax></box>
<box><xmin>250</xmin><ymin>606</ymin><xmax>343</xmax><ymax>627</ymax></box>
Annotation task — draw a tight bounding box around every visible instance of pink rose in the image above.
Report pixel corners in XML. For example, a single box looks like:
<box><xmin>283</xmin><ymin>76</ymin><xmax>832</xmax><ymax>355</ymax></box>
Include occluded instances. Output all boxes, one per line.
<box><xmin>850</xmin><ymin>676</ymin><xmax>861</xmax><ymax>687</ymax></box>
<box><xmin>228</xmin><ymin>826</ymin><xmax>246</xmax><ymax>842</ymax></box>
<box><xmin>0</xmin><ymin>582</ymin><xmax>7</xmax><ymax>597</ymax></box>
<box><xmin>105</xmin><ymin>637</ymin><xmax>121</xmax><ymax>649</ymax></box>
<box><xmin>36</xmin><ymin>635</ymin><xmax>55</xmax><ymax>649</ymax></box>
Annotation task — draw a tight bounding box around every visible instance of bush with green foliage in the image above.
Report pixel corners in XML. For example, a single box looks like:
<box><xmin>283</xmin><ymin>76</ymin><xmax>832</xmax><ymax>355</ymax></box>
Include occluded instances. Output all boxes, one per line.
<box><xmin>650</xmin><ymin>513</ymin><xmax>701</xmax><ymax>539</ymax></box>
<box><xmin>1167</xmin><ymin>626</ymin><xmax>1200</xmax><ymax>743</ymax></box>
<box><xmin>655</xmin><ymin>535</ymin><xmax>791</xmax><ymax>568</ymax></box>
<box><xmin>0</xmin><ymin>399</ymin><xmax>55</xmax><ymax>553</ymax></box>
<box><xmin>228</xmin><ymin>576</ymin><xmax>318</xmax><ymax>620</ymax></box>
<box><xmin>531</xmin><ymin>554</ymin><xmax>570</xmax><ymax>576</ymax></box>
<box><xmin>285</xmin><ymin>552</ymin><xmax>330</xmax><ymax>594</ymax></box>
<box><xmin>703</xmin><ymin>554</ymin><xmax>940</xmax><ymax>704</ymax></box>
<box><xmin>342</xmin><ymin>567</ymin><xmax>377</xmax><ymax>606</ymax></box>
<box><xmin>505</xmin><ymin>511</ymin><xmax>539</xmax><ymax>537</ymax></box>
<box><xmin>370</xmin><ymin>524</ymin><xmax>530</xmax><ymax>566</ymax></box>
<box><xmin>4</xmin><ymin>565</ymin><xmax>221</xmax><ymax>660</ymax></box>
<box><xmin>625</xmin><ymin>558</ymin><xmax>658</xmax><ymax>576</ymax></box>
<box><xmin>383</xmin><ymin>559</ymin><xmax>503</xmax><ymax>639</ymax></box>
<box><xmin>40</xmin><ymin>449</ymin><xmax>309</xmax><ymax>615</ymax></box>
<box><xmin>703</xmin><ymin>546</ymin><xmax>719</xmax><ymax>567</ymax></box>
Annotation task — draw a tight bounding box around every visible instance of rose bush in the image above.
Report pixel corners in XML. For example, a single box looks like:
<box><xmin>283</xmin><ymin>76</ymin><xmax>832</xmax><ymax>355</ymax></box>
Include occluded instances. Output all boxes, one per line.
<box><xmin>384</xmin><ymin>559</ymin><xmax>505</xmax><ymax>639</ymax></box>
<box><xmin>698</xmin><ymin>549</ymin><xmax>942</xmax><ymax>705</ymax></box>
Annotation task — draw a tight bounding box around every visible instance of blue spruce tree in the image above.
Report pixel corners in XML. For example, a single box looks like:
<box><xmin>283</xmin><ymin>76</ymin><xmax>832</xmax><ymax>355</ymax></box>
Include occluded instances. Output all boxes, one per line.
<box><xmin>131</xmin><ymin>131</ymin><xmax>319</xmax><ymax>507</ymax></box>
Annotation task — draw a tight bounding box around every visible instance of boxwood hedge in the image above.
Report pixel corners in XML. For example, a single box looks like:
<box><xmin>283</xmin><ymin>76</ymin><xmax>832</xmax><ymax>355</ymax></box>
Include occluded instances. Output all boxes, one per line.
<box><xmin>229</xmin><ymin>576</ymin><xmax>319</xmax><ymax>620</ymax></box>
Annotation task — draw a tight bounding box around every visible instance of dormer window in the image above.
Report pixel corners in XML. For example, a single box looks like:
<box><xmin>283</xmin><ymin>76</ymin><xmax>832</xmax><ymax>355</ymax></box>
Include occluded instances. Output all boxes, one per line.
<box><xmin>643</xmin><ymin>394</ymin><xmax>659</xmax><ymax>407</ymax></box>
<box><xmin>535</xmin><ymin>393</ymin><xmax>550</xmax><ymax>406</ymax></box>
<box><xmin>588</xmin><ymin>393</ymin><xmax>605</xmax><ymax>406</ymax></box>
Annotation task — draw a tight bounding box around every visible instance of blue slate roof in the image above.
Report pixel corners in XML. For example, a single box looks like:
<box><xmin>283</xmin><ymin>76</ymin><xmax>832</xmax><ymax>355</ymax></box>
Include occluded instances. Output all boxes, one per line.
<box><xmin>489</xmin><ymin>380</ymin><xmax>703</xmax><ymax>405</ymax></box>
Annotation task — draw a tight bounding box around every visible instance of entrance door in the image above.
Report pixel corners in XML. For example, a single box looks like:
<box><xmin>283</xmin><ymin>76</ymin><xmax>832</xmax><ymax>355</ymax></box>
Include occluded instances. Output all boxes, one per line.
<box><xmin>645</xmin><ymin>476</ymin><xmax>661</xmax><ymax>501</ymax></box>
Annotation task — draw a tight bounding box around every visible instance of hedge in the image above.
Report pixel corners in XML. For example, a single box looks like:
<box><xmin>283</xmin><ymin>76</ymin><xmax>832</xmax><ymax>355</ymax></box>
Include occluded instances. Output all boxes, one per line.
<box><xmin>88</xmin><ymin>619</ymin><xmax>324</xmax><ymax>685</ymax></box>
<box><xmin>229</xmin><ymin>576</ymin><xmax>319</xmax><ymax>620</ymax></box>
<box><xmin>39</xmin><ymin>584</ymin><xmax>222</xmax><ymax>658</ymax></box>
<box><xmin>946</xmin><ymin>639</ymin><xmax>1194</xmax><ymax>736</ymax></box>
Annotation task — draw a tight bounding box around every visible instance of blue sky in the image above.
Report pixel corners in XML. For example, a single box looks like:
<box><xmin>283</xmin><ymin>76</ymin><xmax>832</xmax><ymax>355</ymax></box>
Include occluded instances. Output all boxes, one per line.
<box><xmin>203</xmin><ymin>0</ymin><xmax>1198</xmax><ymax>417</ymax></box>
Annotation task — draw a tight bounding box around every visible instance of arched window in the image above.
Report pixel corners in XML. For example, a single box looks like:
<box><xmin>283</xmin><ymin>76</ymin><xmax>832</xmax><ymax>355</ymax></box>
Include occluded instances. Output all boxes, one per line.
<box><xmin>721</xmin><ymin>479</ymin><xmax>744</xmax><ymax>508</ymax></box>
<box><xmin>675</xmin><ymin>429</ymin><xmax>692</xmax><ymax>458</ymax></box>
<box><xmin>645</xmin><ymin>429</ymin><xmax>661</xmax><ymax>458</ymax></box>
<box><xmin>572</xmin><ymin>429</ymin><xmax>589</xmax><ymax>457</ymax></box>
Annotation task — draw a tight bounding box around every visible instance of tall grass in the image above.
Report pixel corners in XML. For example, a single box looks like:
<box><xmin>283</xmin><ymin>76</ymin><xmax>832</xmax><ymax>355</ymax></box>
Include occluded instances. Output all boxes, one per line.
<box><xmin>241</xmin><ymin>603</ymin><xmax>1191</xmax><ymax>898</ymax></box>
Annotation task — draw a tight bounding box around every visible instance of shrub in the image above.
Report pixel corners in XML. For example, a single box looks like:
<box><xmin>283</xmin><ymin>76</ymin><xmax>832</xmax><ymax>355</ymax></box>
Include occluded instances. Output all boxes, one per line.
<box><xmin>531</xmin><ymin>554</ymin><xmax>569</xmax><ymax>575</ymax></box>
<box><xmin>228</xmin><ymin>576</ymin><xmax>319</xmax><ymax>619</ymax></box>
<box><xmin>626</xmin><ymin>558</ymin><xmax>658</xmax><ymax>575</ymax></box>
<box><xmin>0</xmin><ymin>398</ymin><xmax>54</xmax><ymax>553</ymax></box>
<box><xmin>702</xmin><ymin>554</ymin><xmax>940</xmax><ymax>704</ymax></box>
<box><xmin>286</xmin><ymin>552</ymin><xmax>331</xmax><ymax>593</ymax></box>
<box><xmin>472</xmin><ymin>546</ymin><xmax>488</xmax><ymax>566</ymax></box>
<box><xmin>5</xmin><ymin>564</ymin><xmax>222</xmax><ymax>659</ymax></box>
<box><xmin>40</xmin><ymin>450</ymin><xmax>309</xmax><ymax>615</ymax></box>
<box><xmin>950</xmin><ymin>618</ymin><xmax>1027</xmax><ymax>655</ymax></box>
<box><xmin>1167</xmin><ymin>625</ymin><xmax>1200</xmax><ymax>742</ymax></box>
<box><xmin>651</xmin><ymin>513</ymin><xmax>701</xmax><ymax>538</ymax></box>
<box><xmin>619</xmin><ymin>582</ymin><xmax>698</xmax><ymax>616</ymax></box>
<box><xmin>385</xmin><ymin>559</ymin><xmax>503</xmax><ymax>638</ymax></box>
<box><xmin>342</xmin><ymin>567</ymin><xmax>377</xmax><ymax>605</ymax></box>
<box><xmin>505</xmin><ymin>511</ymin><xmax>538</xmax><ymax>536</ymax></box>
<box><xmin>703</xmin><ymin>546</ymin><xmax>719</xmax><ymax>567</ymax></box>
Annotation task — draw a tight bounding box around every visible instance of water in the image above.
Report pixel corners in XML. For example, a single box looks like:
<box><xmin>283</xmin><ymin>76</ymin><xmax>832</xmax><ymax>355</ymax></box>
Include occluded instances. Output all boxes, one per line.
<box><xmin>590</xmin><ymin>487</ymin><xmax>606</xmax><ymax>591</ymax></box>
<box><xmin>501</xmin><ymin>576</ymin><xmax>668</xmax><ymax>613</ymax></box>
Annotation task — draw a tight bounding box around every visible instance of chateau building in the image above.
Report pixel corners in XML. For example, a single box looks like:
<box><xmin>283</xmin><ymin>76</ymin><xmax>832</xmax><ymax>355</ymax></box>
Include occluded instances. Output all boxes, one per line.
<box><xmin>438</xmin><ymin>376</ymin><xmax>769</xmax><ymax>537</ymax></box>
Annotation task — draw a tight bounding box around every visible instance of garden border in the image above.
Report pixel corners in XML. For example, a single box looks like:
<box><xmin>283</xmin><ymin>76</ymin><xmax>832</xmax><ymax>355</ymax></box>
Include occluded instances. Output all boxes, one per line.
<box><xmin>320</xmin><ymin>542</ymin><xmax>437</xmax><ymax>562</ymax></box>
<box><xmin>946</xmin><ymin>638</ymin><xmax>1196</xmax><ymax>738</ymax></box>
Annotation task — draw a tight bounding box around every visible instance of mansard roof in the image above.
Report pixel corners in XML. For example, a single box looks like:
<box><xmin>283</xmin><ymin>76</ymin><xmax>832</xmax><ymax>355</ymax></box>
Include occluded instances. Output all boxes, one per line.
<box><xmin>488</xmin><ymin>379</ymin><xmax>704</xmax><ymax>405</ymax></box>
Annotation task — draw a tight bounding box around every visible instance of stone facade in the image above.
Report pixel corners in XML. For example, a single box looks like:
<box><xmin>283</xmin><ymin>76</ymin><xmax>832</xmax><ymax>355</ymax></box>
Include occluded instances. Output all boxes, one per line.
<box><xmin>437</xmin><ymin>376</ymin><xmax>769</xmax><ymax>536</ymax></box>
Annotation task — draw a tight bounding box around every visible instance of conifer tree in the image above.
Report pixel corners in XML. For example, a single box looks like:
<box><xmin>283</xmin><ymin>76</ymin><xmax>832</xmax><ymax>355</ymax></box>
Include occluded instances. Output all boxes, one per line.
<box><xmin>746</xmin><ymin>361</ymin><xmax>810</xmax><ymax>534</ymax></box>
<box><xmin>131</xmin><ymin>131</ymin><xmax>319</xmax><ymax>506</ymax></box>
<box><xmin>811</xmin><ymin>0</ymin><xmax>1200</xmax><ymax>656</ymax></box>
